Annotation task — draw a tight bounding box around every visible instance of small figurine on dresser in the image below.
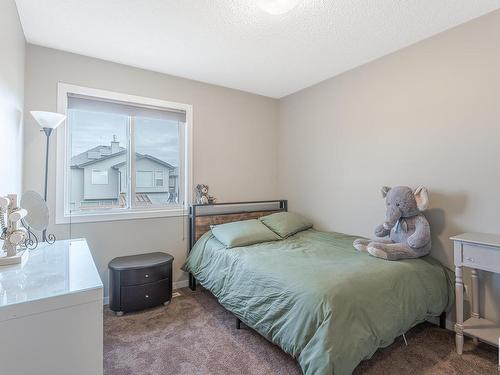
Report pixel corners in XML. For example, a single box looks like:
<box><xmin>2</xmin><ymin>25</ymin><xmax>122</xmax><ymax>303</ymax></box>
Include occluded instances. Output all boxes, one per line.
<box><xmin>0</xmin><ymin>194</ymin><xmax>29</xmax><ymax>265</ymax></box>
<box><xmin>195</xmin><ymin>184</ymin><xmax>216</xmax><ymax>205</ymax></box>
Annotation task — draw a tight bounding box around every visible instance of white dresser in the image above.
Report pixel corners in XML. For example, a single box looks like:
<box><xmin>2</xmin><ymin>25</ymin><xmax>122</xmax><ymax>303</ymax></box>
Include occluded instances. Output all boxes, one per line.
<box><xmin>0</xmin><ymin>239</ymin><xmax>103</xmax><ymax>375</ymax></box>
<box><xmin>451</xmin><ymin>232</ymin><xmax>500</xmax><ymax>359</ymax></box>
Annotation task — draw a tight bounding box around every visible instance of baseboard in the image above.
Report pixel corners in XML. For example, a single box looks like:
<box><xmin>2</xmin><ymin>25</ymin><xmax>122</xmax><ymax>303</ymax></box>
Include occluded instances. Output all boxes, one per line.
<box><xmin>445</xmin><ymin>319</ymin><xmax>454</xmax><ymax>331</ymax></box>
<box><xmin>426</xmin><ymin>315</ymin><xmax>454</xmax><ymax>331</ymax></box>
<box><xmin>103</xmin><ymin>279</ymin><xmax>189</xmax><ymax>306</ymax></box>
<box><xmin>173</xmin><ymin>279</ymin><xmax>189</xmax><ymax>289</ymax></box>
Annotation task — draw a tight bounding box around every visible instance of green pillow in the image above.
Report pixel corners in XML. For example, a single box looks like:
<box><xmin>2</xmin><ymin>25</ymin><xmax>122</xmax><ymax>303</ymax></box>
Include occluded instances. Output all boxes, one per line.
<box><xmin>211</xmin><ymin>219</ymin><xmax>280</xmax><ymax>248</ymax></box>
<box><xmin>260</xmin><ymin>212</ymin><xmax>313</xmax><ymax>238</ymax></box>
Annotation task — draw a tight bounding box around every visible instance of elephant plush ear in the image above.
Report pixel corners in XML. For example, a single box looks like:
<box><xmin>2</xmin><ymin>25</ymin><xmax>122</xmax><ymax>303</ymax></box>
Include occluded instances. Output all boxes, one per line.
<box><xmin>414</xmin><ymin>186</ymin><xmax>429</xmax><ymax>211</ymax></box>
<box><xmin>381</xmin><ymin>186</ymin><xmax>391</xmax><ymax>198</ymax></box>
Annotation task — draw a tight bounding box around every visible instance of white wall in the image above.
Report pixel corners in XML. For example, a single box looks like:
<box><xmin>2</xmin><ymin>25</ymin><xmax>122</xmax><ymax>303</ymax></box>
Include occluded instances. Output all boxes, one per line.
<box><xmin>0</xmin><ymin>0</ymin><xmax>25</xmax><ymax>196</ymax></box>
<box><xmin>23</xmin><ymin>45</ymin><xmax>279</xmax><ymax>298</ymax></box>
<box><xmin>279</xmin><ymin>10</ymin><xmax>500</xmax><ymax>322</ymax></box>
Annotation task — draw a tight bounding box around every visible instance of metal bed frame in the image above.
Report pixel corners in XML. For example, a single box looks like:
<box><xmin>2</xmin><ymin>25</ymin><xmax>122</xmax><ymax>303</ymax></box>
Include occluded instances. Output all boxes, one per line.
<box><xmin>188</xmin><ymin>200</ymin><xmax>288</xmax><ymax>291</ymax></box>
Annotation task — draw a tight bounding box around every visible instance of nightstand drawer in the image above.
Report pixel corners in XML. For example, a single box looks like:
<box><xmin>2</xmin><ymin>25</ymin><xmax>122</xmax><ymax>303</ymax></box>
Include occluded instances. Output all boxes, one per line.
<box><xmin>463</xmin><ymin>244</ymin><xmax>500</xmax><ymax>273</ymax></box>
<box><xmin>120</xmin><ymin>266</ymin><xmax>169</xmax><ymax>286</ymax></box>
<box><xmin>121</xmin><ymin>279</ymin><xmax>171</xmax><ymax>312</ymax></box>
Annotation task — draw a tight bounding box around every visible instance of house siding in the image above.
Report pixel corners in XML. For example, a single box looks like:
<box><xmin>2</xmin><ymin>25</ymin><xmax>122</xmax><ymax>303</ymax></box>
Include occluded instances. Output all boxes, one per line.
<box><xmin>135</xmin><ymin>158</ymin><xmax>171</xmax><ymax>194</ymax></box>
<box><xmin>83</xmin><ymin>155</ymin><xmax>122</xmax><ymax>200</ymax></box>
<box><xmin>70</xmin><ymin>151</ymin><xmax>176</xmax><ymax>207</ymax></box>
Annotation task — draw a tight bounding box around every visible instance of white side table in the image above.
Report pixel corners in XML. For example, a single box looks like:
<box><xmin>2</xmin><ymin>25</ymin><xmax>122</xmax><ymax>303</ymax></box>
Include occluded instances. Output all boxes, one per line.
<box><xmin>451</xmin><ymin>232</ymin><xmax>500</xmax><ymax>359</ymax></box>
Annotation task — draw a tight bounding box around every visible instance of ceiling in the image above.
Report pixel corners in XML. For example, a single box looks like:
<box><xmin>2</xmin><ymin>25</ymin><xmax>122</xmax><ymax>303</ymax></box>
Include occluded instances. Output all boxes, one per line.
<box><xmin>15</xmin><ymin>0</ymin><xmax>500</xmax><ymax>98</ymax></box>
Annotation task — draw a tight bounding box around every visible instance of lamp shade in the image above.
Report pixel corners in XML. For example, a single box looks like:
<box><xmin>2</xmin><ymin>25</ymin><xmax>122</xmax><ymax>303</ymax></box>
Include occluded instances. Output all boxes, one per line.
<box><xmin>30</xmin><ymin>111</ymin><xmax>66</xmax><ymax>129</ymax></box>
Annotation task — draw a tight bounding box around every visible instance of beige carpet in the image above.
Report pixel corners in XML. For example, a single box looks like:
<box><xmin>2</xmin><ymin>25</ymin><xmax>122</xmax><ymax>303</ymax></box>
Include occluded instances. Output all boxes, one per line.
<box><xmin>104</xmin><ymin>287</ymin><xmax>497</xmax><ymax>375</ymax></box>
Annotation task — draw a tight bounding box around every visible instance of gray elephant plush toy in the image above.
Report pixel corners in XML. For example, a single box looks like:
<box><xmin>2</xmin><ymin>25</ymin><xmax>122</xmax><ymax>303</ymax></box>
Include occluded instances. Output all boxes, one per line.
<box><xmin>353</xmin><ymin>186</ymin><xmax>431</xmax><ymax>260</ymax></box>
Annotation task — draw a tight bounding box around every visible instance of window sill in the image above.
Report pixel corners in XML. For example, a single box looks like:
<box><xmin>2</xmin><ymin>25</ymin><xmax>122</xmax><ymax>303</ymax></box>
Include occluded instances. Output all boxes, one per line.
<box><xmin>55</xmin><ymin>207</ymin><xmax>188</xmax><ymax>224</ymax></box>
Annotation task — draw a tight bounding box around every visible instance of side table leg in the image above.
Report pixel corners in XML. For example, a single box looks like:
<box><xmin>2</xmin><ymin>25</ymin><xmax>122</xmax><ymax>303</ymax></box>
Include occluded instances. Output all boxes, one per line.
<box><xmin>455</xmin><ymin>265</ymin><xmax>464</xmax><ymax>354</ymax></box>
<box><xmin>471</xmin><ymin>268</ymin><xmax>480</xmax><ymax>345</ymax></box>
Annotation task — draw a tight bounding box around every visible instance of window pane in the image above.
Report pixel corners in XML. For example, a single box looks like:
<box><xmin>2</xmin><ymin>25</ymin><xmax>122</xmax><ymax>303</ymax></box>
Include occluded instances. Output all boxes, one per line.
<box><xmin>135</xmin><ymin>117</ymin><xmax>181</xmax><ymax>207</ymax></box>
<box><xmin>69</xmin><ymin>109</ymin><xmax>128</xmax><ymax>213</ymax></box>
<box><xmin>65</xmin><ymin>89</ymin><xmax>188</xmax><ymax>218</ymax></box>
<box><xmin>155</xmin><ymin>171</ymin><xmax>164</xmax><ymax>187</ymax></box>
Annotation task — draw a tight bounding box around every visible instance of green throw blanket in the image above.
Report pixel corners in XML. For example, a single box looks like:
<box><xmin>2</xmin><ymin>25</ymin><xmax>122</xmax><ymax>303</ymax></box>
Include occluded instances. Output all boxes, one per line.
<box><xmin>182</xmin><ymin>229</ymin><xmax>453</xmax><ymax>375</ymax></box>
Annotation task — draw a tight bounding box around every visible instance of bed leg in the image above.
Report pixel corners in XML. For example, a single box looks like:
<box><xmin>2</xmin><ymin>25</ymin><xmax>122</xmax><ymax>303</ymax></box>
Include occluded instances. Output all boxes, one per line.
<box><xmin>439</xmin><ymin>311</ymin><xmax>446</xmax><ymax>329</ymax></box>
<box><xmin>236</xmin><ymin>318</ymin><xmax>241</xmax><ymax>330</ymax></box>
<box><xmin>189</xmin><ymin>273</ymin><xmax>196</xmax><ymax>291</ymax></box>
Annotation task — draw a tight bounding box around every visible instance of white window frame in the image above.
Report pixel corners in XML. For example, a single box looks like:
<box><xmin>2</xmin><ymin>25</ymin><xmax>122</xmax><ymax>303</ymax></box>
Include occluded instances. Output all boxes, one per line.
<box><xmin>56</xmin><ymin>83</ymin><xmax>193</xmax><ymax>224</ymax></box>
<box><xmin>91</xmin><ymin>169</ymin><xmax>109</xmax><ymax>185</ymax></box>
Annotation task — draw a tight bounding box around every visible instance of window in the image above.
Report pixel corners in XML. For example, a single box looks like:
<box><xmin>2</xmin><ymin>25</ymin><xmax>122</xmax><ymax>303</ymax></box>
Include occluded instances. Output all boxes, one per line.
<box><xmin>80</xmin><ymin>199</ymin><xmax>117</xmax><ymax>208</ymax></box>
<box><xmin>56</xmin><ymin>83</ymin><xmax>192</xmax><ymax>223</ymax></box>
<box><xmin>91</xmin><ymin>170</ymin><xmax>108</xmax><ymax>185</ymax></box>
<box><xmin>155</xmin><ymin>171</ymin><xmax>164</xmax><ymax>187</ymax></box>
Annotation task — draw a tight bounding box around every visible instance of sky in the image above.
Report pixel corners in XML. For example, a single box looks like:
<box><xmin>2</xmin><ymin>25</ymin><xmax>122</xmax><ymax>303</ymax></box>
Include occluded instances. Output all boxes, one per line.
<box><xmin>70</xmin><ymin>110</ymin><xmax>180</xmax><ymax>167</ymax></box>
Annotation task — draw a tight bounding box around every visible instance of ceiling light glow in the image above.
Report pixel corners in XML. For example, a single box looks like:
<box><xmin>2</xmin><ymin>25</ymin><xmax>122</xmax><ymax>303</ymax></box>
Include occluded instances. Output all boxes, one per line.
<box><xmin>257</xmin><ymin>0</ymin><xmax>300</xmax><ymax>15</ymax></box>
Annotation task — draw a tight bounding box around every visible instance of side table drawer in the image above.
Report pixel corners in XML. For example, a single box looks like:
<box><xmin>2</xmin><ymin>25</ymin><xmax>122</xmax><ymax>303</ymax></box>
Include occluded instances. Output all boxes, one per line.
<box><xmin>121</xmin><ymin>279</ymin><xmax>171</xmax><ymax>312</ymax></box>
<box><xmin>463</xmin><ymin>244</ymin><xmax>500</xmax><ymax>273</ymax></box>
<box><xmin>121</xmin><ymin>265</ymin><xmax>169</xmax><ymax>286</ymax></box>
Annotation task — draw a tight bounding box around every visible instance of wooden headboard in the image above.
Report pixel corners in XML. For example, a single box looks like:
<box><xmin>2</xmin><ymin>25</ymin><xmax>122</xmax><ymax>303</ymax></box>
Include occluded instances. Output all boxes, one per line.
<box><xmin>189</xmin><ymin>200</ymin><xmax>287</xmax><ymax>250</ymax></box>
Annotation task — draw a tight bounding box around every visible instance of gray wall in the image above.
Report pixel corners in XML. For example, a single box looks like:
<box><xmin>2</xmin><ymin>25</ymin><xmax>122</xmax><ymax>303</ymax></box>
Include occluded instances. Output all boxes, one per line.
<box><xmin>279</xmin><ymin>10</ymin><xmax>500</xmax><ymax>323</ymax></box>
<box><xmin>0</xmin><ymin>0</ymin><xmax>25</xmax><ymax>196</ymax></box>
<box><xmin>23</xmin><ymin>45</ymin><xmax>279</xmax><ymax>298</ymax></box>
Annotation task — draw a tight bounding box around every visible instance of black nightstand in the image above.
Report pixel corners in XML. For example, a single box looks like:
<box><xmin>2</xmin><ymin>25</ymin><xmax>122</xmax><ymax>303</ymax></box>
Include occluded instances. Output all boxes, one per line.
<box><xmin>108</xmin><ymin>252</ymin><xmax>173</xmax><ymax>315</ymax></box>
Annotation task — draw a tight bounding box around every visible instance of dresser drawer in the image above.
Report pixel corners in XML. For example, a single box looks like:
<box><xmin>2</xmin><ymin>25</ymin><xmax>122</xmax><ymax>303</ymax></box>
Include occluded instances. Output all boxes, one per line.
<box><xmin>120</xmin><ymin>265</ymin><xmax>169</xmax><ymax>286</ymax></box>
<box><xmin>121</xmin><ymin>279</ymin><xmax>171</xmax><ymax>312</ymax></box>
<box><xmin>462</xmin><ymin>243</ymin><xmax>500</xmax><ymax>273</ymax></box>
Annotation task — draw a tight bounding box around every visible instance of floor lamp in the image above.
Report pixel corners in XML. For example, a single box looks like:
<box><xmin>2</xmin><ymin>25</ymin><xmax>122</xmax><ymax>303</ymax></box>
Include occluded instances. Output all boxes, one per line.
<box><xmin>30</xmin><ymin>111</ymin><xmax>66</xmax><ymax>242</ymax></box>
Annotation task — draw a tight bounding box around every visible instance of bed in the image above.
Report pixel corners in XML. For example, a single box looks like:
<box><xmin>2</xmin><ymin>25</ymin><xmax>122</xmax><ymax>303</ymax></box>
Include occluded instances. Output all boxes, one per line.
<box><xmin>183</xmin><ymin>201</ymin><xmax>453</xmax><ymax>375</ymax></box>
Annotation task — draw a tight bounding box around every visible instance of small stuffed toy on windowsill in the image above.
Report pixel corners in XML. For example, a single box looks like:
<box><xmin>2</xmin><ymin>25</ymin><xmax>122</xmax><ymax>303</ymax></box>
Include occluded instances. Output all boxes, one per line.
<box><xmin>195</xmin><ymin>184</ymin><xmax>216</xmax><ymax>205</ymax></box>
<box><xmin>353</xmin><ymin>185</ymin><xmax>431</xmax><ymax>261</ymax></box>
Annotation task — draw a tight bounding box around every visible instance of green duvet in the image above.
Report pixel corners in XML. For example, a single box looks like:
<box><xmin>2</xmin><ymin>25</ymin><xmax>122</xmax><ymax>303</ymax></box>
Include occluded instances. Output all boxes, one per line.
<box><xmin>182</xmin><ymin>229</ymin><xmax>453</xmax><ymax>375</ymax></box>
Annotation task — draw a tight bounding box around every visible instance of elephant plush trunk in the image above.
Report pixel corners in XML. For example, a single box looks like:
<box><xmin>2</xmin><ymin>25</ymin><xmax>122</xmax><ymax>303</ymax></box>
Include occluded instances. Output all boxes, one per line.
<box><xmin>383</xmin><ymin>206</ymin><xmax>401</xmax><ymax>230</ymax></box>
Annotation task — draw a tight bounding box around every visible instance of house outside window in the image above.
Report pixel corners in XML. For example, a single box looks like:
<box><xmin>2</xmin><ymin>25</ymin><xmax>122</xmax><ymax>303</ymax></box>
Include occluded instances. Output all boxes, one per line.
<box><xmin>137</xmin><ymin>171</ymin><xmax>154</xmax><ymax>188</ymax></box>
<box><xmin>56</xmin><ymin>83</ymin><xmax>192</xmax><ymax>223</ymax></box>
<box><xmin>91</xmin><ymin>170</ymin><xmax>108</xmax><ymax>185</ymax></box>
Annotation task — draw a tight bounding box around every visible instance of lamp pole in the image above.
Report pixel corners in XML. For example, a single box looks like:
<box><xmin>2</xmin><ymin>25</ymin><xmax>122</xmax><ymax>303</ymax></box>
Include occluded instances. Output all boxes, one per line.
<box><xmin>41</xmin><ymin>127</ymin><xmax>53</xmax><ymax>242</ymax></box>
<box><xmin>30</xmin><ymin>111</ymin><xmax>66</xmax><ymax>243</ymax></box>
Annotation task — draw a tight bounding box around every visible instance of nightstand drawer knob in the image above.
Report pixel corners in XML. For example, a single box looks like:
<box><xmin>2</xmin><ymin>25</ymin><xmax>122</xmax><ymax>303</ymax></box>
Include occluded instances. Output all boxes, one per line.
<box><xmin>465</xmin><ymin>257</ymin><xmax>474</xmax><ymax>262</ymax></box>
<box><xmin>145</xmin><ymin>274</ymin><xmax>149</xmax><ymax>278</ymax></box>
<box><xmin>145</xmin><ymin>294</ymin><xmax>149</xmax><ymax>298</ymax></box>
